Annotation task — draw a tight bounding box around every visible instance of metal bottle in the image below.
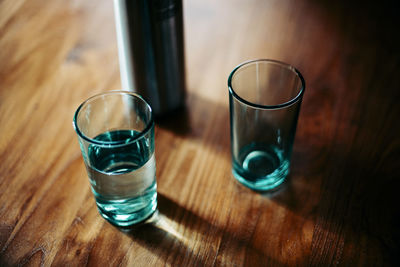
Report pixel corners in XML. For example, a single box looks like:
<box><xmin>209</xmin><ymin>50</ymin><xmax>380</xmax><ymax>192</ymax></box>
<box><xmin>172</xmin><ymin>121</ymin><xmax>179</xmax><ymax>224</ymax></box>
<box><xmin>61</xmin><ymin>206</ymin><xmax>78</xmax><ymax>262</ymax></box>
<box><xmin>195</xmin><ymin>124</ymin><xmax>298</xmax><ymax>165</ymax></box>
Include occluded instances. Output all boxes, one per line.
<box><xmin>113</xmin><ymin>0</ymin><xmax>186</xmax><ymax>115</ymax></box>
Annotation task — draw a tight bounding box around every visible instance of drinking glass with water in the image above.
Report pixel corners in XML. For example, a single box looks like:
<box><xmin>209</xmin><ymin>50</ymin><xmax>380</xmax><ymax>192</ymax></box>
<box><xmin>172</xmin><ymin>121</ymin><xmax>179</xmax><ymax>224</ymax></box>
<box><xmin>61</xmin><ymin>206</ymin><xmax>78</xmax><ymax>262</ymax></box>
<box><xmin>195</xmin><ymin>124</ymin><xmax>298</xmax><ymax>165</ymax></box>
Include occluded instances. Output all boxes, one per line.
<box><xmin>73</xmin><ymin>91</ymin><xmax>157</xmax><ymax>227</ymax></box>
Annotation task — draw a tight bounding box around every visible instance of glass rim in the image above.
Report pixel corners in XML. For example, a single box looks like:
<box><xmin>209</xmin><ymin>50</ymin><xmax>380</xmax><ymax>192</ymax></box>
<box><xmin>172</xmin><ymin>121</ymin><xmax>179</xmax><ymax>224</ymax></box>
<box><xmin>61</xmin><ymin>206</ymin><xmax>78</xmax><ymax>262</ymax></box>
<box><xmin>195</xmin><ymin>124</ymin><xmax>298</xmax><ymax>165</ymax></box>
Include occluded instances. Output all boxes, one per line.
<box><xmin>73</xmin><ymin>90</ymin><xmax>154</xmax><ymax>147</ymax></box>
<box><xmin>228</xmin><ymin>59</ymin><xmax>305</xmax><ymax>110</ymax></box>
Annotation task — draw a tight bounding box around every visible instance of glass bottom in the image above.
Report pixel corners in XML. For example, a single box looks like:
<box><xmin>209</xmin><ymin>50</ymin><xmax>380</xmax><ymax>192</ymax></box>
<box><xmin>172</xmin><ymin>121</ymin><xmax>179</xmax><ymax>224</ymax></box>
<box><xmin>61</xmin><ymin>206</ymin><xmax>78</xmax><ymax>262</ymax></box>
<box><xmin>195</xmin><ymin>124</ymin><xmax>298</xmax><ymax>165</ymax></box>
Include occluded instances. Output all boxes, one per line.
<box><xmin>94</xmin><ymin>183</ymin><xmax>158</xmax><ymax>227</ymax></box>
<box><xmin>233</xmin><ymin>144</ymin><xmax>289</xmax><ymax>191</ymax></box>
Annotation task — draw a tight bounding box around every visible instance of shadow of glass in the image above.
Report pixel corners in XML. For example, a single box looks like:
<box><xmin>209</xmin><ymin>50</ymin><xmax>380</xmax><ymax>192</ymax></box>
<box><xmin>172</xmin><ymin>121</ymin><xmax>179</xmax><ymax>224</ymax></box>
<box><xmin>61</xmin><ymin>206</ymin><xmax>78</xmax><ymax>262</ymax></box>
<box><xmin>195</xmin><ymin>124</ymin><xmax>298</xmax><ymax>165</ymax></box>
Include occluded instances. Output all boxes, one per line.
<box><xmin>118</xmin><ymin>211</ymin><xmax>206</xmax><ymax>266</ymax></box>
<box><xmin>118</xmin><ymin>193</ymin><xmax>285</xmax><ymax>265</ymax></box>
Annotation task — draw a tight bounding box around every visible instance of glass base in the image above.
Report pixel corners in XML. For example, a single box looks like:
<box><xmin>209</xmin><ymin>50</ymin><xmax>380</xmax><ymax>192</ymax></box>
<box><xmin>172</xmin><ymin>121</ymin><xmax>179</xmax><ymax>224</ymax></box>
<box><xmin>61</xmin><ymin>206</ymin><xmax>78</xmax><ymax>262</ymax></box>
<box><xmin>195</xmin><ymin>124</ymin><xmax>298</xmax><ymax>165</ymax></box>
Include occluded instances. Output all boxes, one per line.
<box><xmin>94</xmin><ymin>185</ymin><xmax>158</xmax><ymax>227</ymax></box>
<box><xmin>233</xmin><ymin>145</ymin><xmax>289</xmax><ymax>191</ymax></box>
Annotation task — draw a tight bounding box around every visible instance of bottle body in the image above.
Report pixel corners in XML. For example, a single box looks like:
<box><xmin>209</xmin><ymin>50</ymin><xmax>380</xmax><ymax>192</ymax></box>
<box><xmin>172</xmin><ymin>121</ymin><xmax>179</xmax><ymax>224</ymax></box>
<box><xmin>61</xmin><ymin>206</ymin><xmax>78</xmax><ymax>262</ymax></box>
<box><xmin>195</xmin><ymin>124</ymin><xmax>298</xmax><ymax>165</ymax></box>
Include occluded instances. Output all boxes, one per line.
<box><xmin>114</xmin><ymin>0</ymin><xmax>186</xmax><ymax>115</ymax></box>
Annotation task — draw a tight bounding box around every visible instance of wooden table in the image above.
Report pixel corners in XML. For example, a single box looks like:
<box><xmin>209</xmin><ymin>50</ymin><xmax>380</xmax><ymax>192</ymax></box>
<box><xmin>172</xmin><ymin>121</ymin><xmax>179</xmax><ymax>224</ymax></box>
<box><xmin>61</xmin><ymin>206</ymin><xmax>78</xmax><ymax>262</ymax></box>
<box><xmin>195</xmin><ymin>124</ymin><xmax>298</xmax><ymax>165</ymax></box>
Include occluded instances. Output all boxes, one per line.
<box><xmin>1</xmin><ymin>0</ymin><xmax>399</xmax><ymax>265</ymax></box>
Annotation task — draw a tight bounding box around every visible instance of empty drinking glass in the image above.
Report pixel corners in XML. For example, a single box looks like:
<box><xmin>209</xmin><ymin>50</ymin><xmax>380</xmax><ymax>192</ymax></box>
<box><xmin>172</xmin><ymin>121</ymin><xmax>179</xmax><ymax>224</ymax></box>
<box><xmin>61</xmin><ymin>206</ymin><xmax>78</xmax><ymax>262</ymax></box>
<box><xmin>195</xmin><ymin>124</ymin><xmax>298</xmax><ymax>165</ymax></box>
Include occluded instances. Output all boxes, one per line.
<box><xmin>228</xmin><ymin>59</ymin><xmax>305</xmax><ymax>191</ymax></box>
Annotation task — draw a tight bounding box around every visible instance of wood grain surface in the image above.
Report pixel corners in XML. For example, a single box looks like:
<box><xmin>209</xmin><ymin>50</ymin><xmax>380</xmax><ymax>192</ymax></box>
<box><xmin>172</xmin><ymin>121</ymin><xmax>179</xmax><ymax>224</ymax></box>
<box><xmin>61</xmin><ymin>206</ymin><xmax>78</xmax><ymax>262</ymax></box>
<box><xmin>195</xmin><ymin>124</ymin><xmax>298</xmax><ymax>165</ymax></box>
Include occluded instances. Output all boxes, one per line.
<box><xmin>1</xmin><ymin>0</ymin><xmax>400</xmax><ymax>266</ymax></box>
